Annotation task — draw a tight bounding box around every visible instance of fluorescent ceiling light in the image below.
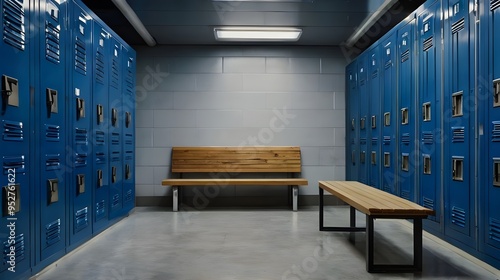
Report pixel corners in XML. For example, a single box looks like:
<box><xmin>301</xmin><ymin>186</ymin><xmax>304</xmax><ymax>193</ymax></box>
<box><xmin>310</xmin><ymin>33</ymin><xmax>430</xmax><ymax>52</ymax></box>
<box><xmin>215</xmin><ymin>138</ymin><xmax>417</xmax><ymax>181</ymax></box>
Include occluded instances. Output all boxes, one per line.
<box><xmin>111</xmin><ymin>0</ymin><xmax>157</xmax><ymax>46</ymax></box>
<box><xmin>214</xmin><ymin>27</ymin><xmax>302</xmax><ymax>42</ymax></box>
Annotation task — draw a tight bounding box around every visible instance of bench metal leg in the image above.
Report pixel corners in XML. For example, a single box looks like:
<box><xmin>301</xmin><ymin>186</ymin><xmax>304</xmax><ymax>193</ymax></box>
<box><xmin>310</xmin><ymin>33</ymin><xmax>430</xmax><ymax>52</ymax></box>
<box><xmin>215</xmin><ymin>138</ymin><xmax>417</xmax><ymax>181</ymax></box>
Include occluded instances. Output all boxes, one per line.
<box><xmin>319</xmin><ymin>187</ymin><xmax>365</xmax><ymax>232</ymax></box>
<box><xmin>173</xmin><ymin>186</ymin><xmax>179</xmax><ymax>212</ymax></box>
<box><xmin>292</xmin><ymin>186</ymin><xmax>298</xmax><ymax>211</ymax></box>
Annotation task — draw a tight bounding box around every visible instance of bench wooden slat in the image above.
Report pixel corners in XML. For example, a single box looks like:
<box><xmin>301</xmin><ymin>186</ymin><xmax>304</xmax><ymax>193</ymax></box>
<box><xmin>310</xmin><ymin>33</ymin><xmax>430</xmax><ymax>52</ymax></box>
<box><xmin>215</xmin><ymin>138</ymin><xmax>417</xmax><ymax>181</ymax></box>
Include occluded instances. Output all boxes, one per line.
<box><xmin>319</xmin><ymin>181</ymin><xmax>434</xmax><ymax>216</ymax></box>
<box><xmin>162</xmin><ymin>178</ymin><xmax>309</xmax><ymax>186</ymax></box>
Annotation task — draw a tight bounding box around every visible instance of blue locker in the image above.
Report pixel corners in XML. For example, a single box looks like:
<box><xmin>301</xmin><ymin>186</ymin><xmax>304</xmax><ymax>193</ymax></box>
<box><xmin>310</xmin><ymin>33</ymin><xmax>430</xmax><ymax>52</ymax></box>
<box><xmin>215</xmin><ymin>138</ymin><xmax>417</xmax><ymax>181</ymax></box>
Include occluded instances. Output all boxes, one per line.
<box><xmin>357</xmin><ymin>55</ymin><xmax>370</xmax><ymax>184</ymax></box>
<box><xmin>381</xmin><ymin>32</ymin><xmax>398</xmax><ymax>195</ymax></box>
<box><xmin>34</xmin><ymin>0</ymin><xmax>68</xmax><ymax>268</ymax></box>
<box><xmin>443</xmin><ymin>0</ymin><xmax>476</xmax><ymax>247</ymax></box>
<box><xmin>397</xmin><ymin>18</ymin><xmax>417</xmax><ymax>202</ymax></box>
<box><xmin>368</xmin><ymin>45</ymin><xmax>382</xmax><ymax>189</ymax></box>
<box><xmin>67</xmin><ymin>1</ymin><xmax>93</xmax><ymax>248</ymax></box>
<box><xmin>92</xmin><ymin>23</ymin><xmax>111</xmax><ymax>234</ymax></box>
<box><xmin>108</xmin><ymin>40</ymin><xmax>123</xmax><ymax>219</ymax></box>
<box><xmin>0</xmin><ymin>0</ymin><xmax>32</xmax><ymax>279</ymax></box>
<box><xmin>346</xmin><ymin>61</ymin><xmax>358</xmax><ymax>181</ymax></box>
<box><xmin>417</xmin><ymin>0</ymin><xmax>442</xmax><ymax>226</ymax></box>
<box><xmin>121</xmin><ymin>46</ymin><xmax>135</xmax><ymax>213</ymax></box>
<box><xmin>481</xmin><ymin>0</ymin><xmax>500</xmax><ymax>262</ymax></box>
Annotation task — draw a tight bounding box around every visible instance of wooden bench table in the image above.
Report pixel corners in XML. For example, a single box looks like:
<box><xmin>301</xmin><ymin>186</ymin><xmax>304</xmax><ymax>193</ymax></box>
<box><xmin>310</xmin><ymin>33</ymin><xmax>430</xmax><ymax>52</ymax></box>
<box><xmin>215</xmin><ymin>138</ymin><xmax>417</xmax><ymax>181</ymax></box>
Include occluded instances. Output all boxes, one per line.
<box><xmin>162</xmin><ymin>146</ymin><xmax>308</xmax><ymax>211</ymax></box>
<box><xmin>319</xmin><ymin>181</ymin><xmax>435</xmax><ymax>273</ymax></box>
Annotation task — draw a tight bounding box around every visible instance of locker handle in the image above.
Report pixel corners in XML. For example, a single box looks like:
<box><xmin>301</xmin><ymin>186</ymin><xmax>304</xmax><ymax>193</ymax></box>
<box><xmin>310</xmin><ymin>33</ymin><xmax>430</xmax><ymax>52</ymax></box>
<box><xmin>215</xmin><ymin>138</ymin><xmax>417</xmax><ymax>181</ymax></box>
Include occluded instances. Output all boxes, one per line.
<box><xmin>494</xmin><ymin>160</ymin><xmax>500</xmax><ymax>187</ymax></box>
<box><xmin>48</xmin><ymin>179</ymin><xmax>59</xmax><ymax>203</ymax></box>
<box><xmin>493</xmin><ymin>79</ymin><xmax>500</xmax><ymax>107</ymax></box>
<box><xmin>2</xmin><ymin>75</ymin><xmax>19</xmax><ymax>107</ymax></box>
<box><xmin>112</xmin><ymin>166</ymin><xmax>117</xmax><ymax>183</ymax></box>
<box><xmin>77</xmin><ymin>174</ymin><xmax>85</xmax><ymax>194</ymax></box>
<box><xmin>97</xmin><ymin>104</ymin><xmax>104</xmax><ymax>124</ymax></box>
<box><xmin>125</xmin><ymin>164</ymin><xmax>131</xmax><ymax>180</ymax></box>
<box><xmin>111</xmin><ymin>108</ymin><xmax>118</xmax><ymax>127</ymax></box>
<box><xmin>97</xmin><ymin>169</ymin><xmax>103</xmax><ymax>187</ymax></box>
<box><xmin>125</xmin><ymin>112</ymin><xmax>131</xmax><ymax>128</ymax></box>
<box><xmin>77</xmin><ymin>98</ymin><xmax>85</xmax><ymax>119</ymax></box>
<box><xmin>46</xmin><ymin>88</ymin><xmax>58</xmax><ymax>115</ymax></box>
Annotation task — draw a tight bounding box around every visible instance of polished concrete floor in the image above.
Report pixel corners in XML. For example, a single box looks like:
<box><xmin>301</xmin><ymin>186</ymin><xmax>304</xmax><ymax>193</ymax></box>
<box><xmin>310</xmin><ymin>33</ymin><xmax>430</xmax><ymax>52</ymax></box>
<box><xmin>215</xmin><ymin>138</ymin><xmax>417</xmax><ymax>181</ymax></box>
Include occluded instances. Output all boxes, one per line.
<box><xmin>33</xmin><ymin>206</ymin><xmax>500</xmax><ymax>280</ymax></box>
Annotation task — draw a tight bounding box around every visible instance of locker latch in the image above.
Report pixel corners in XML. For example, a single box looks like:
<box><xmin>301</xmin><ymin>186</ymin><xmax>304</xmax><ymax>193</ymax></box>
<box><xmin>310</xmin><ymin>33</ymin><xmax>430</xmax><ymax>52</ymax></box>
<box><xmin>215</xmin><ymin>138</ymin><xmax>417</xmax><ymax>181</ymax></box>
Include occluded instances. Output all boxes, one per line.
<box><xmin>77</xmin><ymin>98</ymin><xmax>85</xmax><ymax>119</ymax></box>
<box><xmin>46</xmin><ymin>88</ymin><xmax>58</xmax><ymax>115</ymax></box>
<box><xmin>112</xmin><ymin>166</ymin><xmax>117</xmax><ymax>183</ymax></box>
<box><xmin>401</xmin><ymin>108</ymin><xmax>409</xmax><ymax>125</ymax></box>
<box><xmin>97</xmin><ymin>169</ymin><xmax>103</xmax><ymax>187</ymax></box>
<box><xmin>402</xmin><ymin>154</ymin><xmax>409</xmax><ymax>171</ymax></box>
<box><xmin>351</xmin><ymin>119</ymin><xmax>355</xmax><ymax>131</ymax></box>
<box><xmin>2</xmin><ymin>75</ymin><xmax>19</xmax><ymax>107</ymax></box>
<box><xmin>452</xmin><ymin>158</ymin><xmax>464</xmax><ymax>181</ymax></box>
<box><xmin>48</xmin><ymin>179</ymin><xmax>59</xmax><ymax>203</ymax></box>
<box><xmin>97</xmin><ymin>104</ymin><xmax>104</xmax><ymax>124</ymax></box>
<box><xmin>423</xmin><ymin>155</ymin><xmax>431</xmax><ymax>174</ymax></box>
<box><xmin>371</xmin><ymin>116</ymin><xmax>376</xmax><ymax>129</ymax></box>
<box><xmin>77</xmin><ymin>174</ymin><xmax>85</xmax><ymax>194</ymax></box>
<box><xmin>384</xmin><ymin>152</ymin><xmax>390</xmax><ymax>167</ymax></box>
<box><xmin>423</xmin><ymin>102</ymin><xmax>431</xmax><ymax>121</ymax></box>
<box><xmin>371</xmin><ymin>151</ymin><xmax>377</xmax><ymax>165</ymax></box>
<box><xmin>125</xmin><ymin>112</ymin><xmax>131</xmax><ymax>128</ymax></box>
<box><xmin>360</xmin><ymin>151</ymin><xmax>366</xmax><ymax>164</ymax></box>
<box><xmin>3</xmin><ymin>184</ymin><xmax>21</xmax><ymax>216</ymax></box>
<box><xmin>493</xmin><ymin>79</ymin><xmax>500</xmax><ymax>107</ymax></box>
<box><xmin>351</xmin><ymin>151</ymin><xmax>356</xmax><ymax>165</ymax></box>
<box><xmin>384</xmin><ymin>112</ymin><xmax>390</xmax><ymax>126</ymax></box>
<box><xmin>125</xmin><ymin>164</ymin><xmax>131</xmax><ymax>180</ymax></box>
<box><xmin>360</xmin><ymin>118</ymin><xmax>365</xmax><ymax>130</ymax></box>
<box><xmin>111</xmin><ymin>108</ymin><xmax>118</xmax><ymax>127</ymax></box>
<box><xmin>452</xmin><ymin>92</ymin><xmax>463</xmax><ymax>117</ymax></box>
<box><xmin>493</xmin><ymin>159</ymin><xmax>500</xmax><ymax>187</ymax></box>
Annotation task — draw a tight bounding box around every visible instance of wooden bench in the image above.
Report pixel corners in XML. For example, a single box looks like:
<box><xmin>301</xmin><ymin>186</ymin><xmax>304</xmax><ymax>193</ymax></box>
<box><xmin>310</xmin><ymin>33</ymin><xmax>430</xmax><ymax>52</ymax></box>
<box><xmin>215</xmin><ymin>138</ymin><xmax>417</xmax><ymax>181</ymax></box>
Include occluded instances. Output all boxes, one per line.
<box><xmin>162</xmin><ymin>146</ymin><xmax>308</xmax><ymax>211</ymax></box>
<box><xmin>318</xmin><ymin>181</ymin><xmax>435</xmax><ymax>273</ymax></box>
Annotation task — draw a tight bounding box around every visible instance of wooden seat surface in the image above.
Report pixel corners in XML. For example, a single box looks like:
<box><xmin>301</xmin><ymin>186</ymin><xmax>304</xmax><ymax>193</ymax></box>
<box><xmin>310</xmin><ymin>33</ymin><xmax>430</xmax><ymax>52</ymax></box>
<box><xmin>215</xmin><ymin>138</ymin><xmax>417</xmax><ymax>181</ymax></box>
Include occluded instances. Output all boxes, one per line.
<box><xmin>162</xmin><ymin>178</ymin><xmax>308</xmax><ymax>186</ymax></box>
<box><xmin>319</xmin><ymin>181</ymin><xmax>435</xmax><ymax>217</ymax></box>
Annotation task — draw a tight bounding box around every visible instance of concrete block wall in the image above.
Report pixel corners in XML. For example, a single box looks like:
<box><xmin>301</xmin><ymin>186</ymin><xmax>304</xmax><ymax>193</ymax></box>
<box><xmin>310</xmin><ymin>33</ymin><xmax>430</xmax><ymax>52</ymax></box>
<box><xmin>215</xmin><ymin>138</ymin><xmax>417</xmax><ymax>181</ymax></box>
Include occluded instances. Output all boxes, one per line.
<box><xmin>134</xmin><ymin>45</ymin><xmax>347</xmax><ymax>207</ymax></box>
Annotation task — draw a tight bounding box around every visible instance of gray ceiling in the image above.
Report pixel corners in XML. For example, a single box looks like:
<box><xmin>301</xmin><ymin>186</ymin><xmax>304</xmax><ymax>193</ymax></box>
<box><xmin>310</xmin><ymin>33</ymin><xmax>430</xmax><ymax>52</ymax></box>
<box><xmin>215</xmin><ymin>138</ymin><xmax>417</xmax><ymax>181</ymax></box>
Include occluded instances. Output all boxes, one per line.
<box><xmin>81</xmin><ymin>0</ymin><xmax>424</xmax><ymax>47</ymax></box>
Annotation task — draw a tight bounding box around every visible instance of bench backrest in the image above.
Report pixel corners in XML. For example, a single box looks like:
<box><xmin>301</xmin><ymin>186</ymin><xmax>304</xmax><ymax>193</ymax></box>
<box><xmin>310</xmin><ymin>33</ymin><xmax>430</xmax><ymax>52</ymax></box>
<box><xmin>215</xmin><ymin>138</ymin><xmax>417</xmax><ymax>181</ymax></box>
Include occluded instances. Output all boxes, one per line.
<box><xmin>171</xmin><ymin>146</ymin><xmax>302</xmax><ymax>173</ymax></box>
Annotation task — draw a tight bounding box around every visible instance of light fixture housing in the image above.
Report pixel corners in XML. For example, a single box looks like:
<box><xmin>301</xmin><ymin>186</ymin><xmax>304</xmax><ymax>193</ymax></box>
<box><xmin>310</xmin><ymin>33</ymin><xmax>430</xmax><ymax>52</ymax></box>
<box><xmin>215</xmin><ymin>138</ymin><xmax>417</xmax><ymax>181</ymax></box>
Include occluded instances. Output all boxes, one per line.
<box><xmin>214</xmin><ymin>27</ymin><xmax>302</xmax><ymax>42</ymax></box>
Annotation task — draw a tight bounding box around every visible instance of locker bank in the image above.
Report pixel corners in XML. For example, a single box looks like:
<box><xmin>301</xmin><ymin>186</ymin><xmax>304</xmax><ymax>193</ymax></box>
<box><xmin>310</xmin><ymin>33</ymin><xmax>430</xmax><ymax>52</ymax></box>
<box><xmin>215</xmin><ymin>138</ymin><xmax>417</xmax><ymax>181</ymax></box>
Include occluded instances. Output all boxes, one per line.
<box><xmin>1</xmin><ymin>0</ymin><xmax>500</xmax><ymax>279</ymax></box>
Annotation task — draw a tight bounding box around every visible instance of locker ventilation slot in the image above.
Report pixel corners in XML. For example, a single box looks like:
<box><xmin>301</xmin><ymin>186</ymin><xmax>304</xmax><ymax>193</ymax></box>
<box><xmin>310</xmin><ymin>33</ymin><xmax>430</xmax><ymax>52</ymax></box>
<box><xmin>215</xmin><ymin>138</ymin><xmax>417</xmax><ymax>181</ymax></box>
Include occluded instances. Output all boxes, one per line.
<box><xmin>423</xmin><ymin>197</ymin><xmax>434</xmax><ymax>210</ymax></box>
<box><xmin>125</xmin><ymin>189</ymin><xmax>133</xmax><ymax>202</ymax></box>
<box><xmin>75</xmin><ymin>153</ymin><xmax>88</xmax><ymax>167</ymax></box>
<box><xmin>3</xmin><ymin>120</ymin><xmax>23</xmax><ymax>141</ymax></box>
<box><xmin>371</xmin><ymin>138</ymin><xmax>378</xmax><ymax>145</ymax></box>
<box><xmin>111</xmin><ymin>133</ymin><xmax>120</xmax><ymax>145</ymax></box>
<box><xmin>492</xmin><ymin>121</ymin><xmax>500</xmax><ymax>142</ymax></box>
<box><xmin>112</xmin><ymin>194</ymin><xmax>120</xmax><ymax>208</ymax></box>
<box><xmin>125</xmin><ymin>133</ymin><xmax>133</xmax><ymax>145</ymax></box>
<box><xmin>45</xmin><ymin>219</ymin><xmax>61</xmax><ymax>246</ymax></box>
<box><xmin>372</xmin><ymin>70</ymin><xmax>378</xmax><ymax>79</ymax></box>
<box><xmin>401</xmin><ymin>50</ymin><xmax>410</xmax><ymax>63</ymax></box>
<box><xmin>74</xmin><ymin>207</ymin><xmax>88</xmax><ymax>233</ymax></box>
<box><xmin>383</xmin><ymin>136</ymin><xmax>391</xmax><ymax>145</ymax></box>
<box><xmin>350</xmin><ymin>139</ymin><xmax>355</xmax><ymax>145</ymax></box>
<box><xmin>423</xmin><ymin>37</ymin><xmax>433</xmax><ymax>51</ymax></box>
<box><xmin>401</xmin><ymin>133</ymin><xmax>410</xmax><ymax>145</ymax></box>
<box><xmin>452</xmin><ymin>127</ymin><xmax>465</xmax><ymax>143</ymax></box>
<box><xmin>3</xmin><ymin>234</ymin><xmax>25</xmax><ymax>264</ymax></box>
<box><xmin>489</xmin><ymin>218</ymin><xmax>500</xmax><ymax>242</ymax></box>
<box><xmin>96</xmin><ymin>200</ymin><xmax>106</xmax><ymax>220</ymax></box>
<box><xmin>45</xmin><ymin>124</ymin><xmax>60</xmax><ymax>141</ymax></box>
<box><xmin>422</xmin><ymin>131</ymin><xmax>434</xmax><ymax>145</ymax></box>
<box><xmin>96</xmin><ymin>152</ymin><xmax>106</xmax><ymax>164</ymax></box>
<box><xmin>3</xmin><ymin>155</ymin><xmax>25</xmax><ymax>174</ymax></box>
<box><xmin>451</xmin><ymin>206</ymin><xmax>466</xmax><ymax>228</ymax></box>
<box><xmin>75</xmin><ymin>128</ymin><xmax>88</xmax><ymax>145</ymax></box>
<box><xmin>111</xmin><ymin>51</ymin><xmax>120</xmax><ymax>88</ymax></box>
<box><xmin>45</xmin><ymin>22</ymin><xmax>60</xmax><ymax>63</ymax></box>
<box><xmin>45</xmin><ymin>155</ymin><xmax>60</xmax><ymax>170</ymax></box>
<box><xmin>491</xmin><ymin>0</ymin><xmax>500</xmax><ymax>11</ymax></box>
<box><xmin>95</xmin><ymin>130</ymin><xmax>105</xmax><ymax>144</ymax></box>
<box><xmin>360</xmin><ymin>138</ymin><xmax>367</xmax><ymax>145</ymax></box>
<box><xmin>3</xmin><ymin>0</ymin><xmax>25</xmax><ymax>50</ymax></box>
<box><xmin>75</xmin><ymin>37</ymin><xmax>87</xmax><ymax>74</ymax></box>
<box><xmin>95</xmin><ymin>50</ymin><xmax>105</xmax><ymax>84</ymax></box>
<box><xmin>400</xmin><ymin>191</ymin><xmax>410</xmax><ymax>201</ymax></box>
<box><xmin>125</xmin><ymin>151</ymin><xmax>133</xmax><ymax>161</ymax></box>
<box><xmin>383</xmin><ymin>185</ymin><xmax>391</xmax><ymax>193</ymax></box>
<box><xmin>112</xmin><ymin>152</ymin><xmax>120</xmax><ymax>162</ymax></box>
<box><xmin>451</xmin><ymin>18</ymin><xmax>465</xmax><ymax>34</ymax></box>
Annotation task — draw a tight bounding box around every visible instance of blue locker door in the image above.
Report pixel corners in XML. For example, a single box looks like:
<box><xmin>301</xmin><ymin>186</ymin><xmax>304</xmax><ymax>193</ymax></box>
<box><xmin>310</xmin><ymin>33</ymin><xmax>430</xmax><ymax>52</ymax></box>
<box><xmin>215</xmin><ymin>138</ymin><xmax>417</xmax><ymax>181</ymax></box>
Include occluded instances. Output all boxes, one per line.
<box><xmin>0</xmin><ymin>0</ymin><xmax>31</xmax><ymax>278</ymax></box>
<box><xmin>121</xmin><ymin>47</ymin><xmax>135</xmax><ymax>212</ymax></box>
<box><xmin>346</xmin><ymin>62</ymin><xmax>358</xmax><ymax>181</ymax></box>
<box><xmin>108</xmin><ymin>40</ymin><xmax>123</xmax><ymax>219</ymax></box>
<box><xmin>397</xmin><ymin>19</ymin><xmax>416</xmax><ymax>202</ymax></box>
<box><xmin>36</xmin><ymin>0</ymin><xmax>67</xmax><ymax>264</ymax></box>
<box><xmin>357</xmin><ymin>55</ymin><xmax>370</xmax><ymax>184</ymax></box>
<box><xmin>92</xmin><ymin>23</ymin><xmax>110</xmax><ymax>234</ymax></box>
<box><xmin>368</xmin><ymin>45</ymin><xmax>381</xmax><ymax>189</ymax></box>
<box><xmin>68</xmin><ymin>1</ymin><xmax>92</xmax><ymax>247</ymax></box>
<box><xmin>381</xmin><ymin>32</ymin><xmax>397</xmax><ymax>195</ymax></box>
<box><xmin>418</xmin><ymin>1</ymin><xmax>442</xmax><ymax>225</ymax></box>
<box><xmin>443</xmin><ymin>0</ymin><xmax>476</xmax><ymax>247</ymax></box>
<box><xmin>482</xmin><ymin>0</ymin><xmax>500</xmax><ymax>260</ymax></box>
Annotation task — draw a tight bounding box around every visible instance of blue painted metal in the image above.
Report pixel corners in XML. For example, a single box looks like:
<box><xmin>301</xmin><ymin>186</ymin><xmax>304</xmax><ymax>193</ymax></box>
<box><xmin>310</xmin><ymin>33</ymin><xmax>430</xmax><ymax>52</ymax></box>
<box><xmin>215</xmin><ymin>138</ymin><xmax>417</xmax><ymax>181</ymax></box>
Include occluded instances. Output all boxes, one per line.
<box><xmin>346</xmin><ymin>61</ymin><xmax>358</xmax><ymax>181</ymax></box>
<box><xmin>368</xmin><ymin>44</ymin><xmax>382</xmax><ymax>190</ymax></box>
<box><xmin>397</xmin><ymin>18</ymin><xmax>417</xmax><ymax>202</ymax></box>
<box><xmin>442</xmin><ymin>0</ymin><xmax>476</xmax><ymax>247</ymax></box>
<box><xmin>92</xmin><ymin>22</ymin><xmax>111</xmax><ymax>234</ymax></box>
<box><xmin>417</xmin><ymin>0</ymin><xmax>442</xmax><ymax>226</ymax></box>
<box><xmin>34</xmin><ymin>0</ymin><xmax>68</xmax><ymax>268</ymax></box>
<box><xmin>381</xmin><ymin>31</ymin><xmax>398</xmax><ymax>195</ymax></box>
<box><xmin>0</xmin><ymin>0</ymin><xmax>32</xmax><ymax>278</ymax></box>
<box><xmin>357</xmin><ymin>54</ymin><xmax>370</xmax><ymax>185</ymax></box>
<box><xmin>67</xmin><ymin>1</ymin><xmax>93</xmax><ymax>248</ymax></box>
